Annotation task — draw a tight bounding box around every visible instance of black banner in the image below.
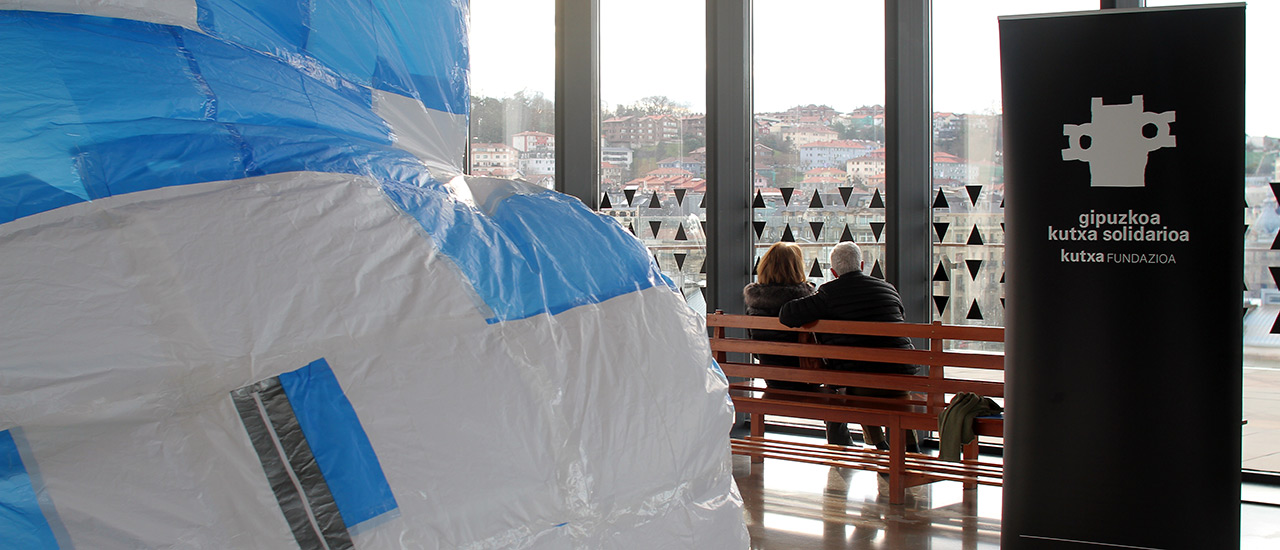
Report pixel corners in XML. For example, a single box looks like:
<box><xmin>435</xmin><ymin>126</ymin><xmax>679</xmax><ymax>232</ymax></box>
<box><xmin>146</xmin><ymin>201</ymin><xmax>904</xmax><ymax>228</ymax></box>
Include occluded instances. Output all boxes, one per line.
<box><xmin>1000</xmin><ymin>5</ymin><xmax>1243</xmax><ymax>549</ymax></box>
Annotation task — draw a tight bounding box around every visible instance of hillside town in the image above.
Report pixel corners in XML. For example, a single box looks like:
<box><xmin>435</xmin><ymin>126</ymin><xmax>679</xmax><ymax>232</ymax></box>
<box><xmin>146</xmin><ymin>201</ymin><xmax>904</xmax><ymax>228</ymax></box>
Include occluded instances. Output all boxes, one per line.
<box><xmin>468</xmin><ymin>97</ymin><xmax>1280</xmax><ymax>325</ymax></box>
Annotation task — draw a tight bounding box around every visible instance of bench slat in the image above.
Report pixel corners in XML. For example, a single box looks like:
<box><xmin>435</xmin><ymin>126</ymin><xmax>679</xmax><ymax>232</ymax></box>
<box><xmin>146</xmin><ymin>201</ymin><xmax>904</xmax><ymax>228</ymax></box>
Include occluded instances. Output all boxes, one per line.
<box><xmin>708</xmin><ymin>311</ymin><xmax>1004</xmax><ymax>505</ymax></box>
<box><xmin>710</xmin><ymin>338</ymin><xmax>1004</xmax><ymax>370</ymax></box>
<box><xmin>722</xmin><ymin>362</ymin><xmax>1005</xmax><ymax>397</ymax></box>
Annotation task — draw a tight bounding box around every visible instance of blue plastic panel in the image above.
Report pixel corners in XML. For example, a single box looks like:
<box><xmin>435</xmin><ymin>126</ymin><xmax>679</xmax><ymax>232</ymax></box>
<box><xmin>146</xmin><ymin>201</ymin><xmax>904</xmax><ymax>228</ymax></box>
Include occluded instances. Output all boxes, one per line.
<box><xmin>278</xmin><ymin>359</ymin><xmax>397</xmax><ymax>528</ymax></box>
<box><xmin>382</xmin><ymin>181</ymin><xmax>671</xmax><ymax>323</ymax></box>
<box><xmin>197</xmin><ymin>0</ymin><xmax>469</xmax><ymax>114</ymax></box>
<box><xmin>0</xmin><ymin>6</ymin><xmax>464</xmax><ymax>224</ymax></box>
<box><xmin>0</xmin><ymin>430</ymin><xmax>59</xmax><ymax>550</ymax></box>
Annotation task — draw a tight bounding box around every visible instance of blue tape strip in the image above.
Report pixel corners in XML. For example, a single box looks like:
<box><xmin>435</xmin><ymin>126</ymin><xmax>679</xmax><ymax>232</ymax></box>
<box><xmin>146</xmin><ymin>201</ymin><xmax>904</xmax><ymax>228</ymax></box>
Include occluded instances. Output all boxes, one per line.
<box><xmin>278</xmin><ymin>359</ymin><xmax>397</xmax><ymax>528</ymax></box>
<box><xmin>0</xmin><ymin>430</ymin><xmax>59</xmax><ymax>550</ymax></box>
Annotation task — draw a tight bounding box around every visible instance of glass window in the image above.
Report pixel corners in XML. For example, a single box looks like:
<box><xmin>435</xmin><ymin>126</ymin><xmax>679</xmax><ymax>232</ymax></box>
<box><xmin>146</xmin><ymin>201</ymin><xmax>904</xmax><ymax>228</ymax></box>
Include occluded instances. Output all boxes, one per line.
<box><xmin>599</xmin><ymin>0</ymin><xmax>708</xmax><ymax>308</ymax></box>
<box><xmin>468</xmin><ymin>0</ymin><xmax>556</xmax><ymax>188</ymax></box>
<box><xmin>930</xmin><ymin>1</ymin><xmax>1094</xmax><ymax>329</ymax></box>
<box><xmin>1146</xmin><ymin>0</ymin><xmax>1280</xmax><ymax>476</ymax></box>
<box><xmin>753</xmin><ymin>0</ymin><xmax>885</xmax><ymax>289</ymax></box>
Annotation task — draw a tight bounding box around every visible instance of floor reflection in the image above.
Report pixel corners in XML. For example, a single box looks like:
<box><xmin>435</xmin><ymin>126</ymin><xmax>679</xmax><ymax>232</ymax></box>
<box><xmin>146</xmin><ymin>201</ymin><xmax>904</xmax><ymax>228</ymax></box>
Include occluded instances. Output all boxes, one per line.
<box><xmin>736</xmin><ymin>452</ymin><xmax>1001</xmax><ymax>550</ymax></box>
<box><xmin>735</xmin><ymin>452</ymin><xmax>1280</xmax><ymax>549</ymax></box>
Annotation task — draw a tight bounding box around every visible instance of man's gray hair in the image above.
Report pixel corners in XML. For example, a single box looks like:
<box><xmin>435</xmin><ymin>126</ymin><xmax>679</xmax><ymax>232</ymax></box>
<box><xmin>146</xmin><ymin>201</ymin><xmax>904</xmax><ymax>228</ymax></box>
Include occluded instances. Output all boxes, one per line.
<box><xmin>829</xmin><ymin>242</ymin><xmax>863</xmax><ymax>276</ymax></box>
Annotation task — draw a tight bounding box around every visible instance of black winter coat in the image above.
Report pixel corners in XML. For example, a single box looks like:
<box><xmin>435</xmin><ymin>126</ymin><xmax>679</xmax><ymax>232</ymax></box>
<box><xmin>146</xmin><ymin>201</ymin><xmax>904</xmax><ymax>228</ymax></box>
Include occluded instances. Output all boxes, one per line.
<box><xmin>778</xmin><ymin>271</ymin><xmax>918</xmax><ymax>374</ymax></box>
<box><xmin>743</xmin><ymin>282</ymin><xmax>815</xmax><ymax>367</ymax></box>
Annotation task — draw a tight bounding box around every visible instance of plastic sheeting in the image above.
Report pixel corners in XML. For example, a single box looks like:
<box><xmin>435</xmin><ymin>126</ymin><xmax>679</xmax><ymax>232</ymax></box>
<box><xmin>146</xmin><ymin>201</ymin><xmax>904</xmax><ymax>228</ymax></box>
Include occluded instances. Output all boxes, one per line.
<box><xmin>0</xmin><ymin>2</ymin><xmax>748</xmax><ymax>548</ymax></box>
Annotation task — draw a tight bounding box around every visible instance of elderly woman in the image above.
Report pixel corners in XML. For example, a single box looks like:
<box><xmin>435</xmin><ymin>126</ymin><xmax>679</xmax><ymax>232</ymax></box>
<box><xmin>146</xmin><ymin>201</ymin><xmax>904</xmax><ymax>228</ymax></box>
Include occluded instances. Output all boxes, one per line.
<box><xmin>742</xmin><ymin>242</ymin><xmax>817</xmax><ymax>392</ymax></box>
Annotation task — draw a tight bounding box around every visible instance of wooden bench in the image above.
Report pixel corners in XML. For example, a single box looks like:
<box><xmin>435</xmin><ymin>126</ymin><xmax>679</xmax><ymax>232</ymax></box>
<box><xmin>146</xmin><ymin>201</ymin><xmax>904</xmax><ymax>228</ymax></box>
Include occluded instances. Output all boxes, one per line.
<box><xmin>707</xmin><ymin>311</ymin><xmax>1005</xmax><ymax>504</ymax></box>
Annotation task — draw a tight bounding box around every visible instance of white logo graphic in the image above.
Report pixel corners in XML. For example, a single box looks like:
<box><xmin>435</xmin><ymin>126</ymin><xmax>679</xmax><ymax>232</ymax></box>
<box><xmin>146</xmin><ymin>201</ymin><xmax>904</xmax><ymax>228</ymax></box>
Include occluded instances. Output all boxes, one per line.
<box><xmin>1062</xmin><ymin>95</ymin><xmax>1175</xmax><ymax>187</ymax></box>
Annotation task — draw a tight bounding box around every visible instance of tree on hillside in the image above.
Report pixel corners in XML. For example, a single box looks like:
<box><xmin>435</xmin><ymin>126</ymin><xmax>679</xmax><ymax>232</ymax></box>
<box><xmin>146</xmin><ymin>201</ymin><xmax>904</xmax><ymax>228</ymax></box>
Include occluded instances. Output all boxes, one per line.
<box><xmin>613</xmin><ymin>95</ymin><xmax>691</xmax><ymax>118</ymax></box>
<box><xmin>470</xmin><ymin>95</ymin><xmax>505</xmax><ymax>144</ymax></box>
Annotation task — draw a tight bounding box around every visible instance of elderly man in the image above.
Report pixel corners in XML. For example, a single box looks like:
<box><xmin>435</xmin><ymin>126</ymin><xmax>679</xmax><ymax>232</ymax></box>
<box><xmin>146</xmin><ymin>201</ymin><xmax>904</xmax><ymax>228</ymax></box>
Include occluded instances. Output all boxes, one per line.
<box><xmin>778</xmin><ymin>242</ymin><xmax>921</xmax><ymax>451</ymax></box>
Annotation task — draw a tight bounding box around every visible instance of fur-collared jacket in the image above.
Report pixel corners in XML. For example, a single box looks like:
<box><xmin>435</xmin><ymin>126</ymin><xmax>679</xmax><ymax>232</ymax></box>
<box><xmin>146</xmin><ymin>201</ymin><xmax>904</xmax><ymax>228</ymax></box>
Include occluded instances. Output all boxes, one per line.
<box><xmin>743</xmin><ymin>282</ymin><xmax>816</xmax><ymax>367</ymax></box>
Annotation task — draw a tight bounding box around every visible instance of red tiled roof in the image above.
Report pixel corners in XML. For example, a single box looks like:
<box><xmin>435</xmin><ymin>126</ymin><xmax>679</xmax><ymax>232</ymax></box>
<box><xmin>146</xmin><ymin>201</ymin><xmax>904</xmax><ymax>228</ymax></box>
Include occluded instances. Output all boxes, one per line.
<box><xmin>798</xmin><ymin>139</ymin><xmax>875</xmax><ymax>149</ymax></box>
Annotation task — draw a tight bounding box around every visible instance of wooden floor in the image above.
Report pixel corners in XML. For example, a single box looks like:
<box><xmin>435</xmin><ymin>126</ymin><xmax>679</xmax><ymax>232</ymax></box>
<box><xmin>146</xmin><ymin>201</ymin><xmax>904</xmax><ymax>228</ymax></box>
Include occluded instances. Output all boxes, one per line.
<box><xmin>732</xmin><ymin>439</ymin><xmax>1280</xmax><ymax>549</ymax></box>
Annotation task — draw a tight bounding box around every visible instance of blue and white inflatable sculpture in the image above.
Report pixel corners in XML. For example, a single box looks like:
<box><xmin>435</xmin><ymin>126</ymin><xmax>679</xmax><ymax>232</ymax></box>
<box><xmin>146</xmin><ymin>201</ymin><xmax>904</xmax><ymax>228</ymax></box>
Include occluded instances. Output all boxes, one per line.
<box><xmin>0</xmin><ymin>2</ymin><xmax>748</xmax><ymax>548</ymax></box>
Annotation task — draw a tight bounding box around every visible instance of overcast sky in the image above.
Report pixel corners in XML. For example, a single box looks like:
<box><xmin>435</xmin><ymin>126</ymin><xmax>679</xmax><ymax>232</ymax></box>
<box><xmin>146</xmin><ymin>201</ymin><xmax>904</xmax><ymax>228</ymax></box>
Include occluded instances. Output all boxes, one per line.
<box><xmin>470</xmin><ymin>0</ymin><xmax>1277</xmax><ymax>137</ymax></box>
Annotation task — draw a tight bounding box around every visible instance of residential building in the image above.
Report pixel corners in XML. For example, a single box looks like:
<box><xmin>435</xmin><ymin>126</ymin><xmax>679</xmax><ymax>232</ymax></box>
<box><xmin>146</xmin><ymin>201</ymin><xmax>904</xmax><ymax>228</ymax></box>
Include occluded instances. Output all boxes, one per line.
<box><xmin>797</xmin><ymin>139</ymin><xmax>877</xmax><ymax>169</ymax></box>
<box><xmin>512</xmin><ymin>130</ymin><xmax>554</xmax><ymax>152</ymax></box>
<box><xmin>658</xmin><ymin>156</ymin><xmax>706</xmax><ymax>177</ymax></box>
<box><xmin>469</xmin><ymin>142</ymin><xmax>519</xmax><ymax>172</ymax></box>
<box><xmin>602</xmin><ymin>114</ymin><xmax>680</xmax><ymax>147</ymax></box>
<box><xmin>845</xmin><ymin>148</ymin><xmax>886</xmax><ymax>184</ymax></box>
<box><xmin>601</xmin><ymin>146</ymin><xmax>634</xmax><ymax>169</ymax></box>
<box><xmin>778</xmin><ymin>124</ymin><xmax>838</xmax><ymax>148</ymax></box>
<box><xmin>680</xmin><ymin>115</ymin><xmax>706</xmax><ymax>140</ymax></box>
<box><xmin>781</xmin><ymin>104</ymin><xmax>839</xmax><ymax>125</ymax></box>
<box><xmin>519</xmin><ymin>149</ymin><xmax>555</xmax><ymax>176</ymax></box>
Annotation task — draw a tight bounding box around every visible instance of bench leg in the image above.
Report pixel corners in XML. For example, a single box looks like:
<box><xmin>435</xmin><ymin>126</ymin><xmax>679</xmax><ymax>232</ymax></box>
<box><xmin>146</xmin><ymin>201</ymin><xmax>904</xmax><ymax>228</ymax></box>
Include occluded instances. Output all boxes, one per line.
<box><xmin>750</xmin><ymin>413</ymin><xmax>765</xmax><ymax>463</ymax></box>
<box><xmin>962</xmin><ymin>438</ymin><xmax>979</xmax><ymax>490</ymax></box>
<box><xmin>888</xmin><ymin>420</ymin><xmax>906</xmax><ymax>505</ymax></box>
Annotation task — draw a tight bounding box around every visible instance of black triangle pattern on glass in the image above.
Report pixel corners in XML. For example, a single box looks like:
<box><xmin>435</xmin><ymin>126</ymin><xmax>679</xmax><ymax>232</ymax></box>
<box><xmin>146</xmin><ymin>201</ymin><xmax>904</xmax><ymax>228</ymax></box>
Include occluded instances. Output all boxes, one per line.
<box><xmin>626</xmin><ymin>221</ymin><xmax>636</xmax><ymax>235</ymax></box>
<box><xmin>810</xmin><ymin>222</ymin><xmax>824</xmax><ymax>240</ymax></box>
<box><xmin>1272</xmin><ymin>182</ymin><xmax>1280</xmax><ymax>202</ymax></box>
<box><xmin>675</xmin><ymin>224</ymin><xmax>687</xmax><ymax>241</ymax></box>
<box><xmin>1001</xmin><ymin>222</ymin><xmax>1005</xmax><ymax>233</ymax></box>
<box><xmin>699</xmin><ymin>259</ymin><xmax>707</xmax><ymax>274</ymax></box>
<box><xmin>933</xmin><ymin>295</ymin><xmax>949</xmax><ymax>314</ymax></box>
<box><xmin>675</xmin><ymin>188</ymin><xmax>687</xmax><ymax>207</ymax></box>
<box><xmin>933</xmin><ymin>222</ymin><xmax>950</xmax><ymax>241</ymax></box>
<box><xmin>600</xmin><ymin>193</ymin><xmax>612</xmax><ymax>209</ymax></box>
<box><xmin>753</xmin><ymin>190</ymin><xmax>766</xmax><ymax>208</ymax></box>
<box><xmin>1000</xmin><ymin>297</ymin><xmax>1006</xmax><ymax>309</ymax></box>
<box><xmin>933</xmin><ymin>188</ymin><xmax>948</xmax><ymax>208</ymax></box>
<box><xmin>649</xmin><ymin>220</ymin><xmax>662</xmax><ymax>238</ymax></box>
<box><xmin>870</xmin><ymin>260</ymin><xmax>884</xmax><ymax>279</ymax></box>
<box><xmin>648</xmin><ymin>192</ymin><xmax>661</xmax><ymax>209</ymax></box>
<box><xmin>966</xmin><ymin>259</ymin><xmax>983</xmax><ymax>280</ymax></box>
<box><xmin>624</xmin><ymin>189</ymin><xmax>636</xmax><ymax>207</ymax></box>
<box><xmin>674</xmin><ymin>253</ymin><xmax>687</xmax><ymax>270</ymax></box>
<box><xmin>1271</xmin><ymin>230</ymin><xmax>1280</xmax><ymax>250</ymax></box>
<box><xmin>699</xmin><ymin>194</ymin><xmax>706</xmax><ymax>209</ymax></box>
<box><xmin>1271</xmin><ymin>267</ymin><xmax>1280</xmax><ymax>289</ymax></box>
<box><xmin>1272</xmin><ymin>311</ymin><xmax>1280</xmax><ymax>334</ymax></box>
<box><xmin>840</xmin><ymin>225</ymin><xmax>854</xmax><ymax>242</ymax></box>
<box><xmin>753</xmin><ymin>221</ymin><xmax>767</xmax><ymax>239</ymax></box>
<box><xmin>870</xmin><ymin>189</ymin><xmax>885</xmax><ymax>208</ymax></box>
<box><xmin>752</xmin><ymin>257</ymin><xmax>759</xmax><ymax>276</ymax></box>
<box><xmin>1000</xmin><ymin>197</ymin><xmax>1005</xmax><ymax>208</ymax></box>
<box><xmin>809</xmin><ymin>192</ymin><xmax>823</xmax><ymax>209</ymax></box>
<box><xmin>781</xmin><ymin>225</ymin><xmax>795</xmax><ymax>242</ymax></box>
<box><xmin>967</xmin><ymin>301</ymin><xmax>983</xmax><ymax>320</ymax></box>
<box><xmin>1245</xmin><ymin>224</ymin><xmax>1250</xmax><ymax>237</ymax></box>
<box><xmin>781</xmin><ymin>187</ymin><xmax>795</xmax><ymax>205</ymax></box>
<box><xmin>1000</xmin><ymin>272</ymin><xmax>1005</xmax><ymax>283</ymax></box>
<box><xmin>839</xmin><ymin>187</ymin><xmax>853</xmax><ymax>206</ymax></box>
<box><xmin>810</xmin><ymin>259</ymin><xmax>824</xmax><ymax>278</ymax></box>
<box><xmin>966</xmin><ymin>185</ymin><xmax>982</xmax><ymax>205</ymax></box>
<box><xmin>701</xmin><ymin>221</ymin><xmax>707</xmax><ymax>236</ymax></box>
<box><xmin>967</xmin><ymin>226</ymin><xmax>984</xmax><ymax>245</ymax></box>
<box><xmin>870</xmin><ymin>222</ymin><xmax>885</xmax><ymax>242</ymax></box>
<box><xmin>653</xmin><ymin>253</ymin><xmax>661</xmax><ymax>268</ymax></box>
<box><xmin>933</xmin><ymin>261</ymin><xmax>949</xmax><ymax>282</ymax></box>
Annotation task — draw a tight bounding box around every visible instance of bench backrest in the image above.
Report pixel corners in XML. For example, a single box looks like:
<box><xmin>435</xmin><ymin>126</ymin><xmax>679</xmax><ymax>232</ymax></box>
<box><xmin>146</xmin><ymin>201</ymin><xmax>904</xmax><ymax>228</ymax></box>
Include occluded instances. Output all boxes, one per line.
<box><xmin>707</xmin><ymin>311</ymin><xmax>1004</xmax><ymax>413</ymax></box>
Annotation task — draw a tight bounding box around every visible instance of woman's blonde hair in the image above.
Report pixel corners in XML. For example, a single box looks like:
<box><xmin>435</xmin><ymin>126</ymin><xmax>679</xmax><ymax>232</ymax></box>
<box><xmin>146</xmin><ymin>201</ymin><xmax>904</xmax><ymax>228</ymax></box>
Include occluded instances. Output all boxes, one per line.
<box><xmin>756</xmin><ymin>242</ymin><xmax>807</xmax><ymax>285</ymax></box>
